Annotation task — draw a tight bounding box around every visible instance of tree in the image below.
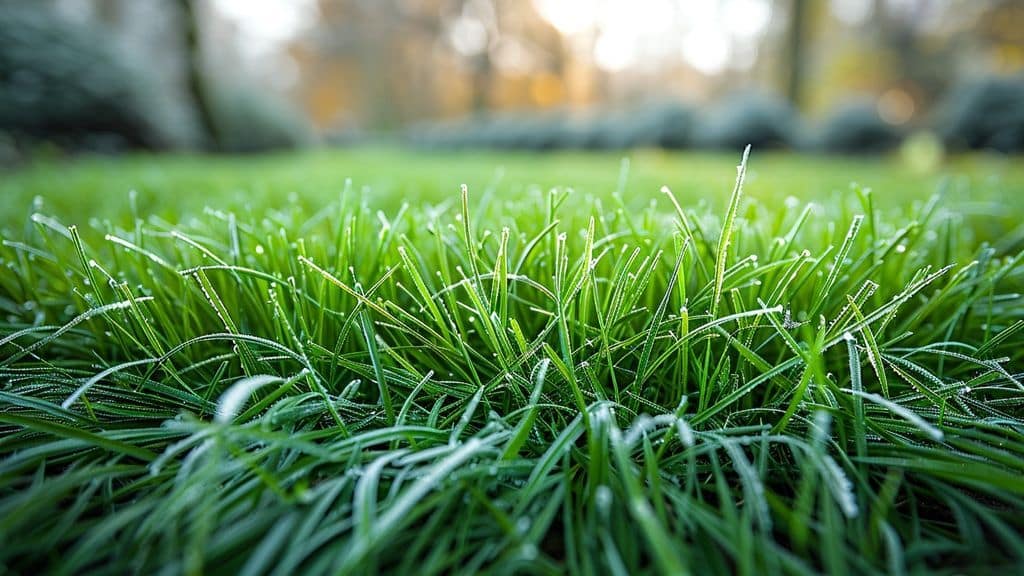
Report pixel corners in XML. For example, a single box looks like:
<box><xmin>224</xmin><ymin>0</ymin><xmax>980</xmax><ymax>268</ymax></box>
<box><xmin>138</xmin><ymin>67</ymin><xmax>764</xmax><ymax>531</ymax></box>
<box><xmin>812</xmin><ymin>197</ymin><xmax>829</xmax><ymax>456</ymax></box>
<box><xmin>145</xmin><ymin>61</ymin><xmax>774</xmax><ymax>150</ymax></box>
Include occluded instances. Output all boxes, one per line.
<box><xmin>177</xmin><ymin>0</ymin><xmax>220</xmax><ymax>149</ymax></box>
<box><xmin>783</xmin><ymin>0</ymin><xmax>808</xmax><ymax>109</ymax></box>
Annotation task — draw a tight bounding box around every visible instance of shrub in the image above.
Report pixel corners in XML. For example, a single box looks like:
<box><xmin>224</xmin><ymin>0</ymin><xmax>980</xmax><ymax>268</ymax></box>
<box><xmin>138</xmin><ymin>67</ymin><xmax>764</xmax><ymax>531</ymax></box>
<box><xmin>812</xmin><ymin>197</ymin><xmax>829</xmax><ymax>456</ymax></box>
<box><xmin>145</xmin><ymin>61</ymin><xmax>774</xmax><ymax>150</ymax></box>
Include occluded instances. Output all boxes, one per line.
<box><xmin>934</xmin><ymin>75</ymin><xmax>1024</xmax><ymax>153</ymax></box>
<box><xmin>555</xmin><ymin>117</ymin><xmax>605</xmax><ymax>149</ymax></box>
<box><xmin>694</xmin><ymin>92</ymin><xmax>802</xmax><ymax>150</ymax></box>
<box><xmin>816</xmin><ymin>100</ymin><xmax>902</xmax><ymax>153</ymax></box>
<box><xmin>406</xmin><ymin>103</ymin><xmax>696</xmax><ymax>151</ymax></box>
<box><xmin>581</xmin><ymin>114</ymin><xmax>640</xmax><ymax>149</ymax></box>
<box><xmin>210</xmin><ymin>86</ymin><xmax>315</xmax><ymax>153</ymax></box>
<box><xmin>323</xmin><ymin>121</ymin><xmax>367</xmax><ymax>147</ymax></box>
<box><xmin>573</xmin><ymin>103</ymin><xmax>696</xmax><ymax>150</ymax></box>
<box><xmin>0</xmin><ymin>5</ymin><xmax>190</xmax><ymax>151</ymax></box>
<box><xmin>482</xmin><ymin>114</ymin><xmax>547</xmax><ymax>149</ymax></box>
<box><xmin>406</xmin><ymin>112</ymin><xmax>568</xmax><ymax>151</ymax></box>
<box><xmin>632</xmin><ymin>102</ymin><xmax>696</xmax><ymax>149</ymax></box>
<box><xmin>517</xmin><ymin>114</ymin><xmax>573</xmax><ymax>150</ymax></box>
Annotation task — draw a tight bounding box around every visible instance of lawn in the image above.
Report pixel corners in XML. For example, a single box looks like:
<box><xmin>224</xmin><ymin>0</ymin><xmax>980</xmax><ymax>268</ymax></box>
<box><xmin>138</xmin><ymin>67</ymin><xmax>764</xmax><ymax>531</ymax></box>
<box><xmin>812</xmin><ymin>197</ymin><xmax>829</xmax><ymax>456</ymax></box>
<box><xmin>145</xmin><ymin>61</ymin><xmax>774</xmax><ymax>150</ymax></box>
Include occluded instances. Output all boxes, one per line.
<box><xmin>1</xmin><ymin>148</ymin><xmax>1023</xmax><ymax>574</ymax></box>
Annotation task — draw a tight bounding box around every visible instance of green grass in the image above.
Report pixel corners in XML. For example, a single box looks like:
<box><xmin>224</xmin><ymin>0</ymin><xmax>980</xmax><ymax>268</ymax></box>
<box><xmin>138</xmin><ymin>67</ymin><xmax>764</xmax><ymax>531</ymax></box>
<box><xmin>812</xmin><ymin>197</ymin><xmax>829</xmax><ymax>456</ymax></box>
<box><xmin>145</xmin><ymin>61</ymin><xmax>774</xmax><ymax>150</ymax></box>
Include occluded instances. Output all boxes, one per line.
<box><xmin>2</xmin><ymin>148</ymin><xmax>1024</xmax><ymax>574</ymax></box>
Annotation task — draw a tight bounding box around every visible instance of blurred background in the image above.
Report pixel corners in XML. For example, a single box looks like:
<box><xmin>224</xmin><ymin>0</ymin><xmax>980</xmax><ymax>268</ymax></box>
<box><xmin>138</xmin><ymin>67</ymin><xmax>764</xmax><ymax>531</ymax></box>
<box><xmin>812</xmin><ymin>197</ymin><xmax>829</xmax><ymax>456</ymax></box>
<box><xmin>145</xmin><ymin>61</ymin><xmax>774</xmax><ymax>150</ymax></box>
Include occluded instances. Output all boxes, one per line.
<box><xmin>1</xmin><ymin>0</ymin><xmax>1023</xmax><ymax>160</ymax></box>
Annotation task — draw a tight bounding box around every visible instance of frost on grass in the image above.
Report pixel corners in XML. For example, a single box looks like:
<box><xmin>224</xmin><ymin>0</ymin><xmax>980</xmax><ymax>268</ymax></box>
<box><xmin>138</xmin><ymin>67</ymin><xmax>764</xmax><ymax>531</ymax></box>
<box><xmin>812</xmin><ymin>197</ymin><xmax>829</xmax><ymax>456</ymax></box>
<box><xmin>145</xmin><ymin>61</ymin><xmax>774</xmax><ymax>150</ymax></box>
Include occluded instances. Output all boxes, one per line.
<box><xmin>1</xmin><ymin>152</ymin><xmax>1023</xmax><ymax>574</ymax></box>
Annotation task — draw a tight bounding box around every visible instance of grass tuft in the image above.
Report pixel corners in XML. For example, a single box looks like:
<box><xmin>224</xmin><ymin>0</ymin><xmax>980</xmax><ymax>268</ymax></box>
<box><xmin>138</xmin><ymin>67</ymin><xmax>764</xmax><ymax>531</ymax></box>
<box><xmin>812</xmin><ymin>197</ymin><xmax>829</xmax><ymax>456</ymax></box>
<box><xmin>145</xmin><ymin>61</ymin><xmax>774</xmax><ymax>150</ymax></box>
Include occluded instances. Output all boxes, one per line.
<box><xmin>1</xmin><ymin>151</ymin><xmax>1023</xmax><ymax>574</ymax></box>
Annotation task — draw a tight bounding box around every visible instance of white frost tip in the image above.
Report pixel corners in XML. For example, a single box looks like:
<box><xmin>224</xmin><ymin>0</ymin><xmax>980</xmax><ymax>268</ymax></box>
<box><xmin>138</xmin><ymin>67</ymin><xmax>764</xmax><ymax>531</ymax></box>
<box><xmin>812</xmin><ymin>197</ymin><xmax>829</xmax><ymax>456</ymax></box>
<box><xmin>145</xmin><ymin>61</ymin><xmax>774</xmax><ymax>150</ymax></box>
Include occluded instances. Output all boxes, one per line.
<box><xmin>595</xmin><ymin>485</ymin><xmax>613</xmax><ymax>511</ymax></box>
<box><xmin>215</xmin><ymin>375</ymin><xmax>280</xmax><ymax>423</ymax></box>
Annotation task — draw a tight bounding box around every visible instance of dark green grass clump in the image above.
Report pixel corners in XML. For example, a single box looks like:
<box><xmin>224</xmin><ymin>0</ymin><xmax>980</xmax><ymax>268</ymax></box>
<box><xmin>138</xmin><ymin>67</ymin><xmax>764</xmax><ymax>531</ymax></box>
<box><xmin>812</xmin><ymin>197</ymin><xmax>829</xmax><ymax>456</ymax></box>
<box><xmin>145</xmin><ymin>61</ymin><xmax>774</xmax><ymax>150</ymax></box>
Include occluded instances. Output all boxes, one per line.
<box><xmin>1</xmin><ymin>151</ymin><xmax>1023</xmax><ymax>574</ymax></box>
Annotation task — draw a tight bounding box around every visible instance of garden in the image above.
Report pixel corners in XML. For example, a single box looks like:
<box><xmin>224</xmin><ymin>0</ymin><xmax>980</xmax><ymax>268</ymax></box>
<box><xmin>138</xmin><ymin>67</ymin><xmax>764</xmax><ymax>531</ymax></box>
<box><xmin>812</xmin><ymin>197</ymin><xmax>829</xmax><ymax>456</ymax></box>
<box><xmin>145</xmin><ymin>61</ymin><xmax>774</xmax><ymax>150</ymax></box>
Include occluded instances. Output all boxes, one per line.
<box><xmin>2</xmin><ymin>1</ymin><xmax>1024</xmax><ymax>574</ymax></box>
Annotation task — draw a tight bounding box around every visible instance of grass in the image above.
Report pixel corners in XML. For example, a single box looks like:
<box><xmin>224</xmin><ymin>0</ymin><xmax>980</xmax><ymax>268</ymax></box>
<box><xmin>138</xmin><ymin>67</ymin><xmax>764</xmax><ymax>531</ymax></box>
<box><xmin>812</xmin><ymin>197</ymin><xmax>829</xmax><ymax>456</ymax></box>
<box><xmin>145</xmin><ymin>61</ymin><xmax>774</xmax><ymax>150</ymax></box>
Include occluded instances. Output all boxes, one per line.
<box><xmin>1</xmin><ymin>148</ymin><xmax>1024</xmax><ymax>574</ymax></box>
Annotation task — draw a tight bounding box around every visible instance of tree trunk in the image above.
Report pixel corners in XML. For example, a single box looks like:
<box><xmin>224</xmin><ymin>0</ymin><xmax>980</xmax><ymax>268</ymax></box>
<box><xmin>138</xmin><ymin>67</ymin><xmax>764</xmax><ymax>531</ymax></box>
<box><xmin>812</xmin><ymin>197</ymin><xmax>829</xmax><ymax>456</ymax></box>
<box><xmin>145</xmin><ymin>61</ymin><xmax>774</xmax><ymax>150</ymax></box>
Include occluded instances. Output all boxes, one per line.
<box><xmin>177</xmin><ymin>0</ymin><xmax>221</xmax><ymax>150</ymax></box>
<box><xmin>783</xmin><ymin>0</ymin><xmax>808</xmax><ymax>109</ymax></box>
<box><xmin>470</xmin><ymin>52</ymin><xmax>492</xmax><ymax>113</ymax></box>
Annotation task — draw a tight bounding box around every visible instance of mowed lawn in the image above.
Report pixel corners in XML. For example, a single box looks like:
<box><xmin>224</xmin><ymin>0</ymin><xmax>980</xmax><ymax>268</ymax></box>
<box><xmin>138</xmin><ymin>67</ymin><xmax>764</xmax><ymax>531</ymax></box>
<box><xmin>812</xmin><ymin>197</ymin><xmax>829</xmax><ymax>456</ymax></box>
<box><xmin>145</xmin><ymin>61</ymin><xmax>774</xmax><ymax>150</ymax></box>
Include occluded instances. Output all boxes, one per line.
<box><xmin>3</xmin><ymin>147</ymin><xmax>1023</xmax><ymax>223</ymax></box>
<box><xmin>1</xmin><ymin>148</ymin><xmax>1024</xmax><ymax>574</ymax></box>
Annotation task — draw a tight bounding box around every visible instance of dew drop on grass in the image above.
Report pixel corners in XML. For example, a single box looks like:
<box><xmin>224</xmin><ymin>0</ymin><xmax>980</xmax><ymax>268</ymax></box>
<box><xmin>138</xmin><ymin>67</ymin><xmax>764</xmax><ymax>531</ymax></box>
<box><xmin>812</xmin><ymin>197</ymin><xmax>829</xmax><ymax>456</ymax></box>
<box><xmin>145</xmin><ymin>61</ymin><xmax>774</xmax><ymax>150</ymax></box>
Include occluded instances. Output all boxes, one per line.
<box><xmin>595</xmin><ymin>484</ymin><xmax>613</xmax><ymax>513</ymax></box>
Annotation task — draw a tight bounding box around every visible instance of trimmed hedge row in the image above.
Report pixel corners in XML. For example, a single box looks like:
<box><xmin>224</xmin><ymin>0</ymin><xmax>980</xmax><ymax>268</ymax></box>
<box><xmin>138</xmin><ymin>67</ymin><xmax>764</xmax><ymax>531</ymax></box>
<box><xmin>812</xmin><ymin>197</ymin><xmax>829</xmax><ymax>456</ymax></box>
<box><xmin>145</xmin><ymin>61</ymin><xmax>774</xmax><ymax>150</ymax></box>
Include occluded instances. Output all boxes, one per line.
<box><xmin>409</xmin><ymin>77</ymin><xmax>1024</xmax><ymax>154</ymax></box>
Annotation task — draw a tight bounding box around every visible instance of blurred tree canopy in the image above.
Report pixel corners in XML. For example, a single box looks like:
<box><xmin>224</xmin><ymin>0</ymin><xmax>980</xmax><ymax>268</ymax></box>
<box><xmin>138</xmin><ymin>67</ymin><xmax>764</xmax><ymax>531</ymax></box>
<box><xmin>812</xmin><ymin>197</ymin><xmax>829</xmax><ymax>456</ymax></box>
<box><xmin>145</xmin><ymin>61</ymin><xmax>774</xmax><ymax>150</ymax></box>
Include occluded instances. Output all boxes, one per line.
<box><xmin>1</xmin><ymin>0</ymin><xmax>1022</xmax><ymax>153</ymax></box>
<box><xmin>287</xmin><ymin>0</ymin><xmax>1024</xmax><ymax>131</ymax></box>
